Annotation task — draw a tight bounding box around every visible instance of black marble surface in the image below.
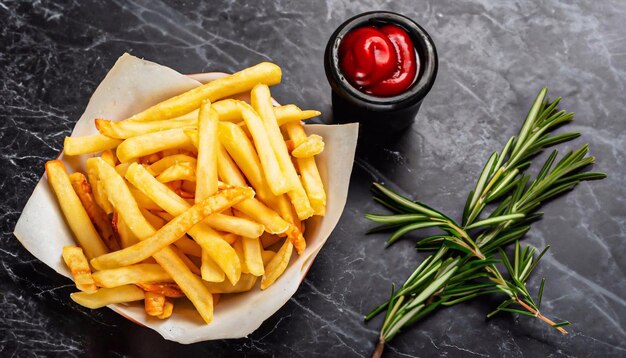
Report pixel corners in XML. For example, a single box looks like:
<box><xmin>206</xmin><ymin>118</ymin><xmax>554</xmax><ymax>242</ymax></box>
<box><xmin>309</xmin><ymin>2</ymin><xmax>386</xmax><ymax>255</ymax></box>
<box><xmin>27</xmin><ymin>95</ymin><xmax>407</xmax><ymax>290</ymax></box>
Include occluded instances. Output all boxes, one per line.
<box><xmin>2</xmin><ymin>0</ymin><xmax>625</xmax><ymax>357</ymax></box>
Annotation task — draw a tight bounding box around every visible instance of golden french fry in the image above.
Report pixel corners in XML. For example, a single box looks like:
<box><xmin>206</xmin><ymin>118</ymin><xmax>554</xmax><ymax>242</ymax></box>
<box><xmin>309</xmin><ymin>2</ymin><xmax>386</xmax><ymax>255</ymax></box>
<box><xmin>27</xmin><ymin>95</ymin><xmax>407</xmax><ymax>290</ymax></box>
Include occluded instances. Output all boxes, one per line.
<box><xmin>140</xmin><ymin>208</ymin><xmax>166</xmax><ymax>229</ymax></box>
<box><xmin>233</xmin><ymin>238</ymin><xmax>249</xmax><ymax>274</ymax></box>
<box><xmin>251</xmin><ymin>84</ymin><xmax>313</xmax><ymax>220</ymax></box>
<box><xmin>62</xmin><ymin>246</ymin><xmax>97</xmax><ymax>293</ymax></box>
<box><xmin>69</xmin><ymin>172</ymin><xmax>120</xmax><ymax>252</ymax></box>
<box><xmin>125</xmin><ymin>163</ymin><xmax>242</xmax><ymax>285</ymax></box>
<box><xmin>92</xmin><ymin>263</ymin><xmax>173</xmax><ymax>288</ymax></box>
<box><xmin>234</xmin><ymin>199</ymin><xmax>290</xmax><ymax>235</ymax></box>
<box><xmin>91</xmin><ymin>187</ymin><xmax>254</xmax><ymax>270</ymax></box>
<box><xmin>158</xmin><ymin>299</ymin><xmax>174</xmax><ymax>319</ymax></box>
<box><xmin>96</xmin><ymin>113</ymin><xmax>198</xmax><ymax>139</ymax></box>
<box><xmin>70</xmin><ymin>285</ymin><xmax>145</xmax><ymax>309</ymax></box>
<box><xmin>115</xmin><ymin>162</ymin><xmax>132</xmax><ymax>177</ymax></box>
<box><xmin>292</xmin><ymin>134</ymin><xmax>324</xmax><ymax>158</ymax></box>
<box><xmin>149</xmin><ymin>154</ymin><xmax>197</xmax><ymax>175</ymax></box>
<box><xmin>45</xmin><ymin>160</ymin><xmax>109</xmax><ymax>260</ymax></box>
<box><xmin>212</xmin><ymin>99</ymin><xmax>241</xmax><ymax>122</ymax></box>
<box><xmin>64</xmin><ymin>135</ymin><xmax>122</xmax><ymax>156</ymax></box>
<box><xmin>172</xmin><ymin>246</ymin><xmax>202</xmax><ymax>275</ymax></box>
<box><xmin>217</xmin><ymin>121</ymin><xmax>277</xmax><ymax>204</ymax></box>
<box><xmin>261</xmin><ymin>250</ymin><xmax>276</xmax><ymax>266</ymax></box>
<box><xmin>128</xmin><ymin>62</ymin><xmax>281</xmax><ymax>122</ymax></box>
<box><xmin>204</xmin><ymin>213</ymin><xmax>264</xmax><ymax>238</ymax></box>
<box><xmin>213</xmin><ymin>138</ymin><xmax>291</xmax><ymax>234</ymax></box>
<box><xmin>220</xmin><ymin>101</ymin><xmax>320</xmax><ymax>126</ymax></box>
<box><xmin>112</xmin><ymin>212</ymin><xmax>139</xmax><ymax>248</ymax></box>
<box><xmin>285</xmin><ymin>121</ymin><xmax>326</xmax><ymax>216</ymax></box>
<box><xmin>273</xmin><ymin>105</ymin><xmax>321</xmax><ymax>126</ymax></box>
<box><xmin>242</xmin><ymin>237</ymin><xmax>264</xmax><ymax>276</ymax></box>
<box><xmin>201</xmin><ymin>250</ymin><xmax>226</xmax><ymax>282</ymax></box>
<box><xmin>238</xmin><ymin>102</ymin><xmax>289</xmax><ymax>195</ymax></box>
<box><xmin>116</xmin><ymin>128</ymin><xmax>196</xmax><ymax>163</ymax></box>
<box><xmin>137</xmin><ymin>282</ymin><xmax>185</xmax><ymax>298</ymax></box>
<box><xmin>174</xmin><ymin>236</ymin><xmax>202</xmax><ymax>257</ymax></box>
<box><xmin>89</xmin><ymin>157</ymin><xmax>214</xmax><ymax>323</ymax></box>
<box><xmin>217</xmin><ymin>143</ymin><xmax>247</xmax><ymax>185</ymax></box>
<box><xmin>101</xmin><ymin>149</ymin><xmax>118</xmax><ymax>167</ymax></box>
<box><xmin>195</xmin><ymin>102</ymin><xmax>219</xmax><ymax>201</ymax></box>
<box><xmin>157</xmin><ymin>162</ymin><xmax>196</xmax><ymax>183</ymax></box>
<box><xmin>145</xmin><ymin>291</ymin><xmax>166</xmax><ymax>316</ymax></box>
<box><xmin>261</xmin><ymin>239</ymin><xmax>293</xmax><ymax>289</ymax></box>
<box><xmin>128</xmin><ymin>185</ymin><xmax>162</xmax><ymax>211</ymax></box>
<box><xmin>86</xmin><ymin>159</ymin><xmax>114</xmax><ymax>214</ymax></box>
<box><xmin>203</xmin><ymin>273</ymin><xmax>258</xmax><ymax>294</ymax></box>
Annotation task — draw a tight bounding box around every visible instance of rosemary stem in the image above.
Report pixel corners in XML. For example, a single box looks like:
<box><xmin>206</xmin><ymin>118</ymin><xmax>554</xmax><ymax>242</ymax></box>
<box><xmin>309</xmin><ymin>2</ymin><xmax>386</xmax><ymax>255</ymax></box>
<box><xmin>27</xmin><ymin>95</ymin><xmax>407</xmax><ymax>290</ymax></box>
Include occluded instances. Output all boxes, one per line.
<box><xmin>515</xmin><ymin>297</ymin><xmax>568</xmax><ymax>334</ymax></box>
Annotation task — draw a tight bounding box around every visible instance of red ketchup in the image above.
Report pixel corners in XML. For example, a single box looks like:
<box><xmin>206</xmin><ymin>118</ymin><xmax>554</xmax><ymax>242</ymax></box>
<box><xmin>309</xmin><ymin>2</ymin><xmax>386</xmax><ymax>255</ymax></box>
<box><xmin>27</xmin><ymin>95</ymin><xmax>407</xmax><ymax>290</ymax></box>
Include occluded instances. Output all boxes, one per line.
<box><xmin>339</xmin><ymin>24</ymin><xmax>418</xmax><ymax>97</ymax></box>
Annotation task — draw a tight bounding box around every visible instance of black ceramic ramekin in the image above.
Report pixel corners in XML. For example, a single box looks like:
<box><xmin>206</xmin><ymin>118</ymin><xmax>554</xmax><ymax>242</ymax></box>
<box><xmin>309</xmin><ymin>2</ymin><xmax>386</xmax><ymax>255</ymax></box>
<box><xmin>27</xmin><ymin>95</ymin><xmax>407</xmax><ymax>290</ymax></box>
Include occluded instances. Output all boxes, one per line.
<box><xmin>324</xmin><ymin>11</ymin><xmax>438</xmax><ymax>141</ymax></box>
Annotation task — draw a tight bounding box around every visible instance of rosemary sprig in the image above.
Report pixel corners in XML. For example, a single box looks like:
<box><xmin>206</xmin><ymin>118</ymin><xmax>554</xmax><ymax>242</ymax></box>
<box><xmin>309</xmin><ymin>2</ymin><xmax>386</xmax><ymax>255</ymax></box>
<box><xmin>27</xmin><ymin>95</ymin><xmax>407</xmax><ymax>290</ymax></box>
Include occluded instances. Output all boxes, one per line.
<box><xmin>364</xmin><ymin>88</ymin><xmax>606</xmax><ymax>357</ymax></box>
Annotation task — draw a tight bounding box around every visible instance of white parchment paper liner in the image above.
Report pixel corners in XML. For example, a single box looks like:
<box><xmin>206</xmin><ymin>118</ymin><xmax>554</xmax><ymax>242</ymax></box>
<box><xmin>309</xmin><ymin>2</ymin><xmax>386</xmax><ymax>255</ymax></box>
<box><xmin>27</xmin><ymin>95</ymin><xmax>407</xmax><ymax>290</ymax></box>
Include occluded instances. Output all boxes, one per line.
<box><xmin>14</xmin><ymin>54</ymin><xmax>359</xmax><ymax>343</ymax></box>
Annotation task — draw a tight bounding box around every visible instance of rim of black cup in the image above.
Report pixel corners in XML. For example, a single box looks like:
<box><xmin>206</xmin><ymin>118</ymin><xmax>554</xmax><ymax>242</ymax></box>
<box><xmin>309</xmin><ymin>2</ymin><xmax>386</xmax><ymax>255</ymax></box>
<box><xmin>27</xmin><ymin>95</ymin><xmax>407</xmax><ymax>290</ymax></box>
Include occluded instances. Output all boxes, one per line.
<box><xmin>325</xmin><ymin>11</ymin><xmax>438</xmax><ymax>111</ymax></box>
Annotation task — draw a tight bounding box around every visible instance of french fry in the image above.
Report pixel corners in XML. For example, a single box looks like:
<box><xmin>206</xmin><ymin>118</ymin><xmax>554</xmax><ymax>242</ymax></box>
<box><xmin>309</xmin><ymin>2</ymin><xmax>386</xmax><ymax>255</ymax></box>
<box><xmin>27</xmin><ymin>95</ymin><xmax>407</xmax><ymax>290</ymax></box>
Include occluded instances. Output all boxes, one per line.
<box><xmin>285</xmin><ymin>121</ymin><xmax>326</xmax><ymax>216</ymax></box>
<box><xmin>125</xmin><ymin>163</ymin><xmax>242</xmax><ymax>285</ymax></box>
<box><xmin>113</xmin><ymin>212</ymin><xmax>139</xmax><ymax>248</ymax></box>
<box><xmin>225</xmin><ymin>104</ymin><xmax>320</xmax><ymax>127</ymax></box>
<box><xmin>137</xmin><ymin>282</ymin><xmax>185</xmax><ymax>298</ymax></box>
<box><xmin>203</xmin><ymin>273</ymin><xmax>258</xmax><ymax>294</ymax></box>
<box><xmin>204</xmin><ymin>213</ymin><xmax>264</xmax><ymax>238</ymax></box>
<box><xmin>149</xmin><ymin>154</ymin><xmax>197</xmax><ymax>175</ymax></box>
<box><xmin>115</xmin><ymin>162</ymin><xmax>132</xmax><ymax>177</ymax></box>
<box><xmin>64</xmin><ymin>134</ymin><xmax>122</xmax><ymax>156</ymax></box>
<box><xmin>140</xmin><ymin>208</ymin><xmax>166</xmax><ymax>229</ymax></box>
<box><xmin>101</xmin><ymin>149</ymin><xmax>118</xmax><ymax>167</ymax></box>
<box><xmin>261</xmin><ymin>250</ymin><xmax>276</xmax><ymax>266</ymax></box>
<box><xmin>96</xmin><ymin>112</ymin><xmax>198</xmax><ymax>139</ymax></box>
<box><xmin>116</xmin><ymin>128</ymin><xmax>196</xmax><ymax>163</ymax></box>
<box><xmin>213</xmin><ymin>136</ymin><xmax>291</xmax><ymax>234</ymax></box>
<box><xmin>157</xmin><ymin>162</ymin><xmax>196</xmax><ymax>183</ymax></box>
<box><xmin>201</xmin><ymin>251</ymin><xmax>226</xmax><ymax>282</ymax></box>
<box><xmin>218</xmin><ymin>121</ymin><xmax>276</xmax><ymax>204</ymax></box>
<box><xmin>195</xmin><ymin>102</ymin><xmax>219</xmax><ymax>201</ymax></box>
<box><xmin>90</xmin><ymin>187</ymin><xmax>254</xmax><ymax>270</ymax></box>
<box><xmin>273</xmin><ymin>105</ymin><xmax>321</xmax><ymax>126</ymax></box>
<box><xmin>251</xmin><ymin>84</ymin><xmax>314</xmax><ymax>220</ymax></box>
<box><xmin>62</xmin><ymin>246</ymin><xmax>97</xmax><ymax>293</ymax></box>
<box><xmin>158</xmin><ymin>299</ymin><xmax>174</xmax><ymax>319</ymax></box>
<box><xmin>238</xmin><ymin>102</ymin><xmax>289</xmax><ymax>195</ymax></box>
<box><xmin>93</xmin><ymin>264</ymin><xmax>173</xmax><ymax>288</ymax></box>
<box><xmin>217</xmin><ymin>143</ymin><xmax>247</xmax><ymax>186</ymax></box>
<box><xmin>174</xmin><ymin>236</ymin><xmax>202</xmax><ymax>257</ymax></box>
<box><xmin>129</xmin><ymin>185</ymin><xmax>162</xmax><ymax>211</ymax></box>
<box><xmin>212</xmin><ymin>99</ymin><xmax>241</xmax><ymax>122</ymax></box>
<box><xmin>234</xmin><ymin>199</ymin><xmax>290</xmax><ymax>235</ymax></box>
<box><xmin>233</xmin><ymin>238</ymin><xmax>249</xmax><ymax>274</ymax></box>
<box><xmin>145</xmin><ymin>291</ymin><xmax>166</xmax><ymax>316</ymax></box>
<box><xmin>172</xmin><ymin>246</ymin><xmax>202</xmax><ymax>276</ymax></box>
<box><xmin>89</xmin><ymin>157</ymin><xmax>214</xmax><ymax>323</ymax></box>
<box><xmin>86</xmin><ymin>159</ymin><xmax>114</xmax><ymax>214</ymax></box>
<box><xmin>128</xmin><ymin>62</ymin><xmax>281</xmax><ymax>122</ymax></box>
<box><xmin>261</xmin><ymin>239</ymin><xmax>293</xmax><ymax>290</ymax></box>
<box><xmin>242</xmin><ymin>237</ymin><xmax>264</xmax><ymax>276</ymax></box>
<box><xmin>292</xmin><ymin>134</ymin><xmax>324</xmax><ymax>158</ymax></box>
<box><xmin>69</xmin><ymin>172</ymin><xmax>120</xmax><ymax>251</ymax></box>
<box><xmin>45</xmin><ymin>160</ymin><xmax>109</xmax><ymax>260</ymax></box>
<box><xmin>70</xmin><ymin>285</ymin><xmax>145</xmax><ymax>309</ymax></box>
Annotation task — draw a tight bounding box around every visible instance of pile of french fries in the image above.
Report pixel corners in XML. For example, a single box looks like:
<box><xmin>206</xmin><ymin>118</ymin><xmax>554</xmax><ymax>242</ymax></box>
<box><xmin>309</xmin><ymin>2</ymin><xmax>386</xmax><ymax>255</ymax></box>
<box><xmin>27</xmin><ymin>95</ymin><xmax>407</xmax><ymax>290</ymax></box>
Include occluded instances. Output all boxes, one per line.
<box><xmin>46</xmin><ymin>62</ymin><xmax>326</xmax><ymax>324</ymax></box>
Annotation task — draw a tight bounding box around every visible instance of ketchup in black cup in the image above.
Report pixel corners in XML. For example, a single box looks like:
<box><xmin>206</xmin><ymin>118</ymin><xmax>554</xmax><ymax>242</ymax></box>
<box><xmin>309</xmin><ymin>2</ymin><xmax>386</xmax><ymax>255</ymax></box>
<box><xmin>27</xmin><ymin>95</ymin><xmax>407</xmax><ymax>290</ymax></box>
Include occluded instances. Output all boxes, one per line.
<box><xmin>325</xmin><ymin>11</ymin><xmax>438</xmax><ymax>141</ymax></box>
